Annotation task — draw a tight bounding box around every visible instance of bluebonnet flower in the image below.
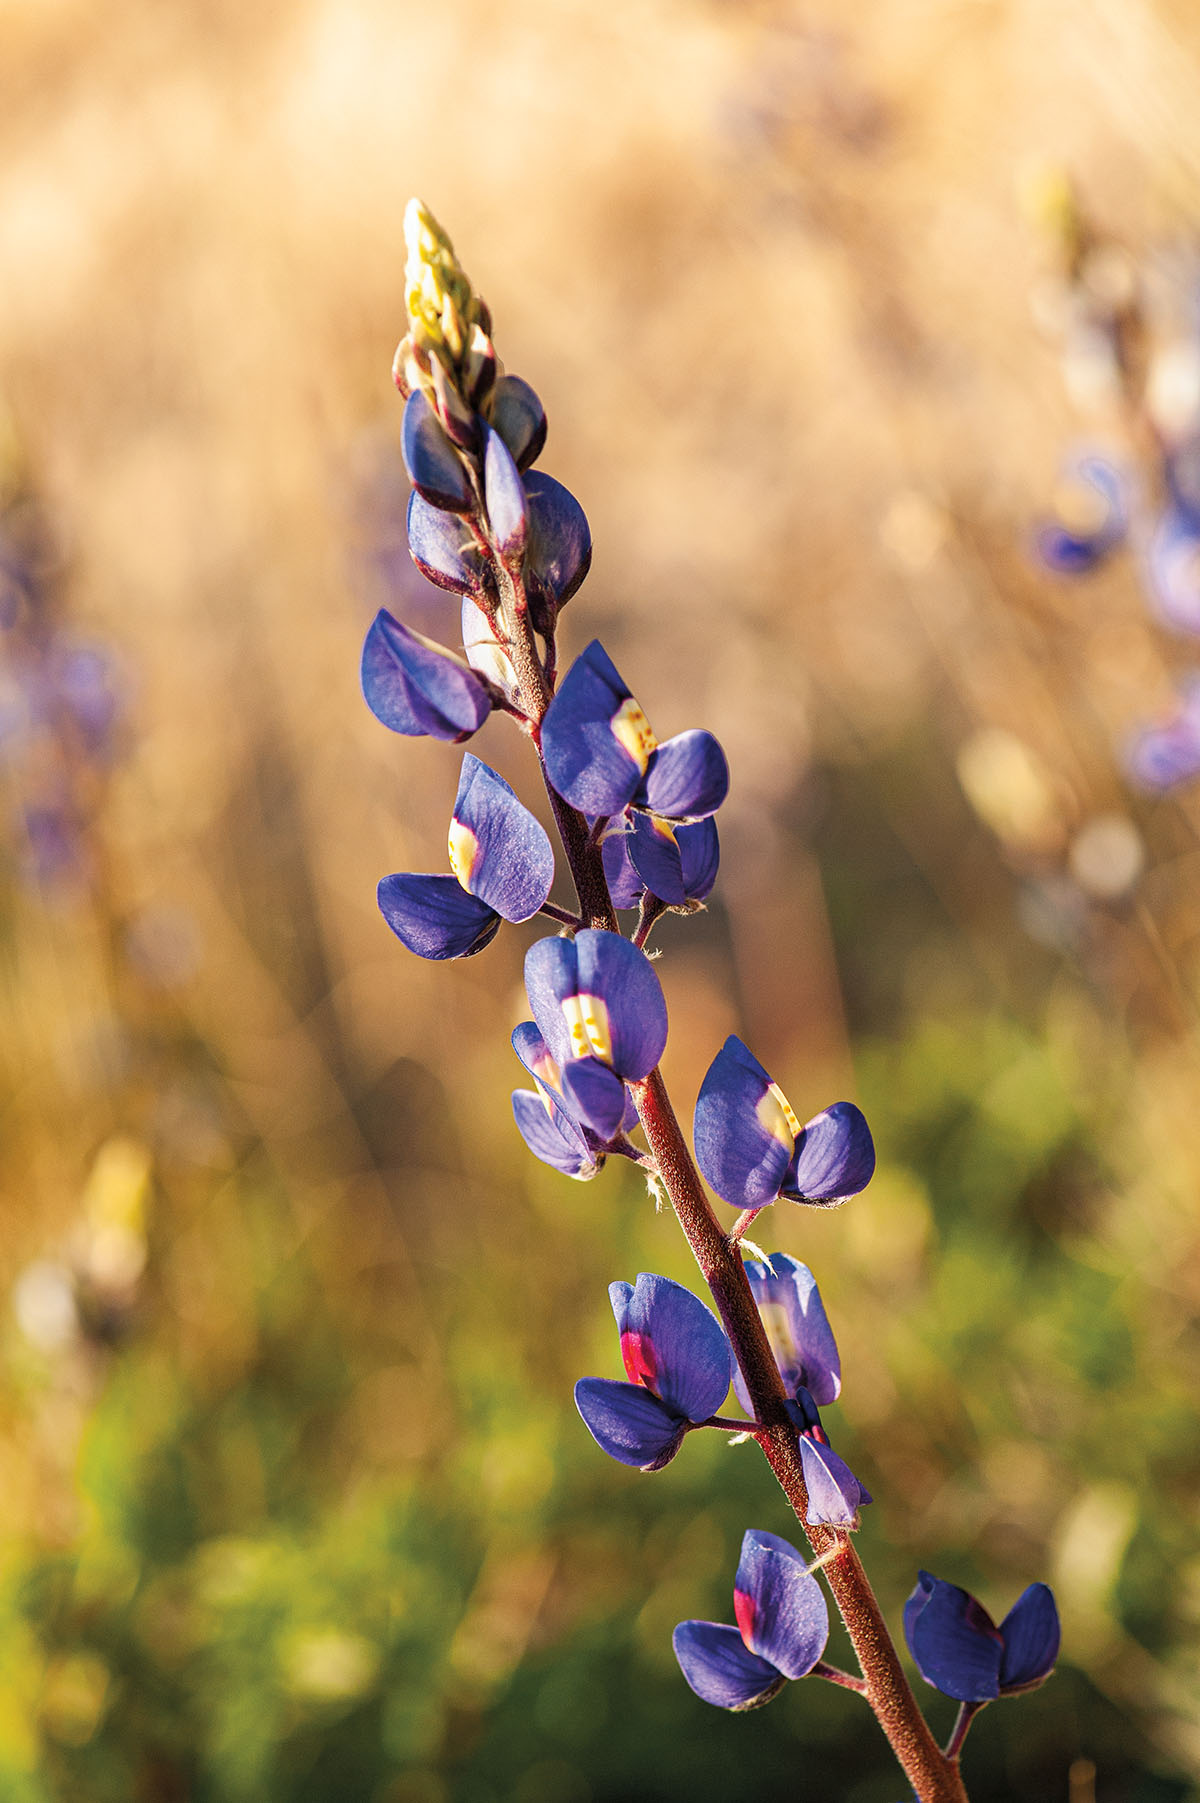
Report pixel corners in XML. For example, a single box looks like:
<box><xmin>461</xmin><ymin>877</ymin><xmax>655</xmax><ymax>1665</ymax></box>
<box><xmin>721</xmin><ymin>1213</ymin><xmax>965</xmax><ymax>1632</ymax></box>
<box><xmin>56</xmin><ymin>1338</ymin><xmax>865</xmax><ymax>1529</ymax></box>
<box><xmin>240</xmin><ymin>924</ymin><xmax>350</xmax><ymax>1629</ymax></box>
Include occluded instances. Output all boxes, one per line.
<box><xmin>1145</xmin><ymin>504</ymin><xmax>1200</xmax><ymax>635</ymax></box>
<box><xmin>1126</xmin><ymin>676</ymin><xmax>1200</xmax><ymax>792</ymax></box>
<box><xmin>541</xmin><ymin>641</ymin><xmax>728</xmax><ymax>822</ymax></box>
<box><xmin>574</xmin><ymin>1273</ymin><xmax>732</xmax><ymax>1469</ymax></box>
<box><xmin>903</xmin><ymin>1571</ymin><xmax>1060</xmax><ymax>1703</ymax></box>
<box><xmin>1033</xmin><ymin>454</ymin><xmax>1127</xmax><ymax>575</ymax></box>
<box><xmin>734</xmin><ymin>1255</ymin><xmax>870</xmax><ymax>1526</ymax></box>
<box><xmin>602</xmin><ymin>813</ymin><xmax>720</xmax><ymax>909</ymax></box>
<box><xmin>694</xmin><ymin>1036</ymin><xmax>875</xmax><ymax>1211</ymax></box>
<box><xmin>673</xmin><ymin>1529</ymin><xmax>830</xmax><ymax>1710</ymax></box>
<box><xmin>509</xmin><ymin>1020</ymin><xmax>638</xmax><ymax>1180</ymax></box>
<box><xmin>377</xmin><ymin>754</ymin><xmax>554</xmax><ymax>959</ymax></box>
<box><xmin>362</xmin><ymin>608</ymin><xmax>493</xmax><ymax>741</ymax></box>
<box><xmin>522</xmin><ymin>929</ymin><xmax>667</xmax><ymax>1138</ymax></box>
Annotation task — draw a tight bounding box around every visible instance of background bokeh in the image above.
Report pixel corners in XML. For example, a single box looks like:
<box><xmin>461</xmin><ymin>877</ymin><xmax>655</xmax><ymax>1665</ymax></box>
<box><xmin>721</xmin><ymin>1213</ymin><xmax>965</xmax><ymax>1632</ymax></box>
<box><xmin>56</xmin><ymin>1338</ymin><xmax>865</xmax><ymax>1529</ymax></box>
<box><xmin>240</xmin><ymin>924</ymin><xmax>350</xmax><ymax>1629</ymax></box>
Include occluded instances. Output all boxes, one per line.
<box><xmin>2</xmin><ymin>0</ymin><xmax>1200</xmax><ymax>1798</ymax></box>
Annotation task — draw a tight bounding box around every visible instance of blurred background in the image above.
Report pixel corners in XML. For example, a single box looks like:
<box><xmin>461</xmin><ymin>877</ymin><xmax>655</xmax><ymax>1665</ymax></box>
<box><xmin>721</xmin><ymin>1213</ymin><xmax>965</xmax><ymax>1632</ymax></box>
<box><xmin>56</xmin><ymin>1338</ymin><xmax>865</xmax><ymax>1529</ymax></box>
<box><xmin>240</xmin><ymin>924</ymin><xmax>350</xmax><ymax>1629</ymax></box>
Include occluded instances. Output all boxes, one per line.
<box><xmin>2</xmin><ymin>0</ymin><xmax>1200</xmax><ymax>1798</ymax></box>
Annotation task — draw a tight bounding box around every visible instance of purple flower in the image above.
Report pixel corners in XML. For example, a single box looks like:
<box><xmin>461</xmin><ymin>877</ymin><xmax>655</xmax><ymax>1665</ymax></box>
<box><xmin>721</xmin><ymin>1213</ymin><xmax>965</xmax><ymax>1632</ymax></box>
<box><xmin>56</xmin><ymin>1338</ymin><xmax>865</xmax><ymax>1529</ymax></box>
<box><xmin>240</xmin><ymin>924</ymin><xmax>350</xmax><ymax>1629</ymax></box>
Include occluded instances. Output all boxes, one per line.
<box><xmin>401</xmin><ymin>391</ymin><xmax>473</xmax><ymax>512</ymax></box>
<box><xmin>673</xmin><ymin>1530</ymin><xmax>829</xmax><ymax>1710</ymax></box>
<box><xmin>693</xmin><ymin>1037</ymin><xmax>875</xmax><ymax>1211</ymax></box>
<box><xmin>523</xmin><ymin>929</ymin><xmax>667</xmax><ymax>1138</ymax></box>
<box><xmin>509</xmin><ymin>1020</ymin><xmax>635</xmax><ymax>1180</ymax></box>
<box><xmin>903</xmin><ymin>1572</ymin><xmax>1060</xmax><ymax>1703</ymax></box>
<box><xmin>602</xmin><ymin>815</ymin><xmax>720</xmax><ymax>909</ymax></box>
<box><xmin>541</xmin><ymin>641</ymin><xmax>728</xmax><ymax>822</ymax></box>
<box><xmin>406</xmin><ymin>492</ymin><xmax>492</xmax><ymax>599</ymax></box>
<box><xmin>733</xmin><ymin>1255</ymin><xmax>840</xmax><ymax>1410</ymax></box>
<box><xmin>783</xmin><ymin>1387</ymin><xmax>872</xmax><ymax>1527</ymax></box>
<box><xmin>362</xmin><ymin>609</ymin><xmax>492</xmax><ymax>741</ymax></box>
<box><xmin>1146</xmin><ymin>507</ymin><xmax>1200</xmax><ymax>634</ymax></box>
<box><xmin>574</xmin><ymin>1273</ymin><xmax>733</xmax><ymax>1470</ymax></box>
<box><xmin>1033</xmin><ymin>454</ymin><xmax>1127</xmax><ymax>575</ymax></box>
<box><xmin>1126</xmin><ymin>675</ymin><xmax>1200</xmax><ymax>792</ymax></box>
<box><xmin>490</xmin><ymin>374</ymin><xmax>547</xmax><ymax>472</ymax></box>
<box><xmin>377</xmin><ymin>755</ymin><xmax>554</xmax><ymax>959</ymax></box>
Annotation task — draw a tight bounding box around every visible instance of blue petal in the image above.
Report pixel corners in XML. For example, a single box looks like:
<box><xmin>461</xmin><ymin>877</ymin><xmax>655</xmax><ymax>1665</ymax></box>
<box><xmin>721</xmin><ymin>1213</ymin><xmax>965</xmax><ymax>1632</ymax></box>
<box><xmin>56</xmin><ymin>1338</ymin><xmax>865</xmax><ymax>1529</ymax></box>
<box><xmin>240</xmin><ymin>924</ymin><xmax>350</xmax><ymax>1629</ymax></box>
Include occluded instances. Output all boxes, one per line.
<box><xmin>998</xmin><ymin>1584</ymin><xmax>1060</xmax><ymax>1693</ymax></box>
<box><xmin>573</xmin><ymin>1376</ymin><xmax>685</xmax><ymax>1470</ymax></box>
<box><xmin>797</xmin><ymin>1435</ymin><xmax>871</xmax><ymax>1526</ymax></box>
<box><xmin>611</xmin><ymin>1272</ymin><xmax>732</xmax><ymax>1423</ymax></box>
<box><xmin>1127</xmin><ymin>690</ymin><xmax>1200</xmax><ymax>792</ymax></box>
<box><xmin>406</xmin><ymin>491</ymin><xmax>490</xmax><ymax>598</ymax></box>
<box><xmin>401</xmin><ymin>391</ymin><xmax>472</xmax><ymax>512</ymax></box>
<box><xmin>733</xmin><ymin>1530</ymin><xmax>829</xmax><ymax>1679</ymax></box>
<box><xmin>452</xmin><ymin>756</ymin><xmax>554</xmax><ymax>922</ymax></box>
<box><xmin>512</xmin><ymin>1089</ymin><xmax>597</xmax><ymax>1179</ymax></box>
<box><xmin>524</xmin><ymin>474</ymin><xmax>591</xmax><ymax>606</ymax></box>
<box><xmin>1033</xmin><ymin>455</ymin><xmax>1126</xmax><ymax>575</ymax></box>
<box><xmin>561</xmin><ymin>1057</ymin><xmax>628</xmax><ymax>1140</ymax></box>
<box><xmin>601</xmin><ymin>827</ymin><xmax>644</xmax><ymax>909</ymax></box>
<box><xmin>524</xmin><ymin>930</ymin><xmax>668</xmax><ymax>1081</ymax></box>
<box><xmin>672</xmin><ymin>1621</ymin><xmax>786</xmax><ymax>1711</ymax></box>
<box><xmin>640</xmin><ymin>730</ymin><xmax>730</xmax><ymax>821</ymax></box>
<box><xmin>782</xmin><ymin>1101</ymin><xmax>876</xmax><ymax>1205</ymax></box>
<box><xmin>678</xmin><ymin>818</ymin><xmax>720</xmax><ymax>901</ymax></box>
<box><xmin>903</xmin><ymin>1572</ymin><xmax>1003</xmax><ymax>1703</ymax></box>
<box><xmin>490</xmin><ymin>374</ymin><xmax>546</xmax><ymax>472</ymax></box>
<box><xmin>740</xmin><ymin>1255</ymin><xmax>841</xmax><ymax>1407</ymax></box>
<box><xmin>627</xmin><ymin>813</ymin><xmax>687</xmax><ymax>905</ymax></box>
<box><xmin>693</xmin><ymin>1037</ymin><xmax>792</xmax><ymax>1210</ymax></box>
<box><xmin>377</xmin><ymin>874</ymin><xmax>498</xmax><ymax>959</ymax></box>
<box><xmin>362</xmin><ymin>610</ymin><xmax>492</xmax><ymax>740</ymax></box>
<box><xmin>1147</xmin><ymin>508</ymin><xmax>1200</xmax><ymax>635</ymax></box>
<box><xmin>541</xmin><ymin>642</ymin><xmax>646</xmax><ymax>815</ymax></box>
<box><xmin>483</xmin><ymin>427</ymin><xmax>529</xmax><ymax>559</ymax></box>
<box><xmin>511</xmin><ymin>1021</ymin><xmax>563</xmax><ymax>1096</ymax></box>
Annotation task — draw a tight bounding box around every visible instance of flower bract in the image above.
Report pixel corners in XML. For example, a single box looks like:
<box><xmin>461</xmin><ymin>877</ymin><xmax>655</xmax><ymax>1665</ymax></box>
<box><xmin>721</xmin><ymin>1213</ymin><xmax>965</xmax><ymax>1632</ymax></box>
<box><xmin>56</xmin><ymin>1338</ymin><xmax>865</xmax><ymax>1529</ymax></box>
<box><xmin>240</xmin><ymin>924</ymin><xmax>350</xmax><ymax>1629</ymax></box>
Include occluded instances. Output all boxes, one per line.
<box><xmin>903</xmin><ymin>1571</ymin><xmax>1061</xmax><ymax>1703</ymax></box>
<box><xmin>673</xmin><ymin>1529</ymin><xmax>829</xmax><ymax>1710</ymax></box>
<box><xmin>574</xmin><ymin>1273</ymin><xmax>732</xmax><ymax>1470</ymax></box>
<box><xmin>693</xmin><ymin>1036</ymin><xmax>875</xmax><ymax>1211</ymax></box>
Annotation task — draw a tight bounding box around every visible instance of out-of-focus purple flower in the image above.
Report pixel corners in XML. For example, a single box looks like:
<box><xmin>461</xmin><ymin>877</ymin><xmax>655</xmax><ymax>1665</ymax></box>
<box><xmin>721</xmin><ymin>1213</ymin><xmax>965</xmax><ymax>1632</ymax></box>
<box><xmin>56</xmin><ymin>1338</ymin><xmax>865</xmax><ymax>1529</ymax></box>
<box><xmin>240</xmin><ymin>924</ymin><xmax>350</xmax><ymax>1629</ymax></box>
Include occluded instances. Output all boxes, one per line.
<box><xmin>574</xmin><ymin>1272</ymin><xmax>733</xmax><ymax>1469</ymax></box>
<box><xmin>377</xmin><ymin>755</ymin><xmax>554</xmax><ymax>959</ymax></box>
<box><xmin>602</xmin><ymin>815</ymin><xmax>720</xmax><ymax>909</ymax></box>
<box><xmin>1145</xmin><ymin>507</ymin><xmax>1200</xmax><ymax>634</ymax></box>
<box><xmin>693</xmin><ymin>1036</ymin><xmax>875</xmax><ymax>1211</ymax></box>
<box><xmin>1033</xmin><ymin>454</ymin><xmax>1127</xmax><ymax>575</ymax></box>
<box><xmin>673</xmin><ymin>1529</ymin><xmax>829</xmax><ymax>1710</ymax></box>
<box><xmin>542</xmin><ymin>641</ymin><xmax>729</xmax><ymax>822</ymax></box>
<box><xmin>1126</xmin><ymin>676</ymin><xmax>1200</xmax><ymax>791</ymax></box>
<box><xmin>903</xmin><ymin>1572</ymin><xmax>1060</xmax><ymax>1703</ymax></box>
<box><xmin>362</xmin><ymin>608</ymin><xmax>493</xmax><ymax>741</ymax></box>
<box><xmin>523</xmin><ymin>929</ymin><xmax>667</xmax><ymax>1137</ymax></box>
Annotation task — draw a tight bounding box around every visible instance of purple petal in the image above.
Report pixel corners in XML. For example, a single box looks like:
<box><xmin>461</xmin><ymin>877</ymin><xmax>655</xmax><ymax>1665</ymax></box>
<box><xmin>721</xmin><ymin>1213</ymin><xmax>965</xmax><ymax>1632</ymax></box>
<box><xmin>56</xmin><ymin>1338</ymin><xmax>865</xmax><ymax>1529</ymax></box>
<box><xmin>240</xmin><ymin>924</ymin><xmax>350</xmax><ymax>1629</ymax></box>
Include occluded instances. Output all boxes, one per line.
<box><xmin>1126</xmin><ymin>676</ymin><xmax>1200</xmax><ymax>791</ymax></box>
<box><xmin>627</xmin><ymin>813</ymin><xmax>687</xmax><ymax>905</ymax></box>
<box><xmin>451</xmin><ymin>756</ymin><xmax>554</xmax><ymax>922</ymax></box>
<box><xmin>401</xmin><ymin>391</ymin><xmax>472</xmax><ymax>512</ymax></box>
<box><xmin>733</xmin><ymin>1529</ymin><xmax>829</xmax><ymax>1678</ymax></box>
<box><xmin>672</xmin><ymin>1621</ymin><xmax>786</xmax><ymax>1711</ymax></box>
<box><xmin>782</xmin><ymin>1102</ymin><xmax>876</xmax><ymax>1205</ymax></box>
<box><xmin>573</xmin><ymin>1376</ymin><xmax>686</xmax><ymax>1469</ymax></box>
<box><xmin>742</xmin><ymin>1255</ymin><xmax>841</xmax><ymax>1407</ymax></box>
<box><xmin>512</xmin><ymin>1089</ymin><xmax>597</xmax><ymax>1179</ymax></box>
<box><xmin>490</xmin><ymin>374</ymin><xmax>547</xmax><ymax>472</ymax></box>
<box><xmin>1033</xmin><ymin>455</ymin><xmax>1127</xmax><ymax>576</ymax></box>
<box><xmin>483</xmin><ymin>427</ymin><xmax>529</xmax><ymax>559</ymax></box>
<box><xmin>377</xmin><ymin>873</ymin><xmax>499</xmax><ymax>960</ymax></box>
<box><xmin>678</xmin><ymin>818</ymin><xmax>720</xmax><ymax>900</ymax></box>
<box><xmin>601</xmin><ymin>826</ymin><xmax>644</xmax><ymax>909</ymax></box>
<box><xmin>608</xmin><ymin>1272</ymin><xmax>732</xmax><ymax>1423</ymax></box>
<box><xmin>561</xmin><ymin>1057</ymin><xmax>628</xmax><ymax>1140</ymax></box>
<box><xmin>541</xmin><ymin>642</ymin><xmax>648</xmax><ymax>815</ymax></box>
<box><xmin>406</xmin><ymin>491</ymin><xmax>490</xmax><ymax>598</ymax></box>
<box><xmin>1147</xmin><ymin>508</ymin><xmax>1200</xmax><ymax>634</ymax></box>
<box><xmin>523</xmin><ymin>930</ymin><xmax>668</xmax><ymax>1081</ymax></box>
<box><xmin>797</xmin><ymin>1435</ymin><xmax>871</xmax><ymax>1526</ymax></box>
<box><xmin>640</xmin><ymin>730</ymin><xmax>730</xmax><ymax>821</ymax></box>
<box><xmin>693</xmin><ymin>1037</ymin><xmax>793</xmax><ymax>1210</ymax></box>
<box><xmin>511</xmin><ymin>1021</ymin><xmax>563</xmax><ymax>1096</ymax></box>
<box><xmin>998</xmin><ymin>1585</ymin><xmax>1060</xmax><ymax>1693</ymax></box>
<box><xmin>903</xmin><ymin>1572</ymin><xmax>1003</xmax><ymax>1703</ymax></box>
<box><xmin>362</xmin><ymin>610</ymin><xmax>492</xmax><ymax>740</ymax></box>
<box><xmin>524</xmin><ymin>474</ymin><xmax>591</xmax><ymax>607</ymax></box>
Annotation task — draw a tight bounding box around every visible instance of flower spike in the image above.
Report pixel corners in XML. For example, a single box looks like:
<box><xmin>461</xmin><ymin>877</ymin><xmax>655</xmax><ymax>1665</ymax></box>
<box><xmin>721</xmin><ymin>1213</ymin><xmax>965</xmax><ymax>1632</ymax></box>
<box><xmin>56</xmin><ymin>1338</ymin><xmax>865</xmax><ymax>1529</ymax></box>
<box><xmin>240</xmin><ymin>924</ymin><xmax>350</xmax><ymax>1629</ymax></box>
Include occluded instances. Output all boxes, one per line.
<box><xmin>673</xmin><ymin>1529</ymin><xmax>829</xmax><ymax>1711</ymax></box>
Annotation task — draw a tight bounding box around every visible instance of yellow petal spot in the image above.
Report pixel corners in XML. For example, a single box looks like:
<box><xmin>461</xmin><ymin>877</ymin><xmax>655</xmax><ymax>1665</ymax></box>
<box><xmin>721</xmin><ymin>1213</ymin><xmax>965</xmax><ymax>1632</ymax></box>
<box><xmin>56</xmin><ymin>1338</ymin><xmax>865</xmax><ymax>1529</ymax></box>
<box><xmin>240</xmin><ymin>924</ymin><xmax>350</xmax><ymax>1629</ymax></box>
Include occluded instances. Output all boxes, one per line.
<box><xmin>447</xmin><ymin>818</ymin><xmax>480</xmax><ymax>889</ymax></box>
<box><xmin>611</xmin><ymin>697</ymin><xmax>658</xmax><ymax>773</ymax></box>
<box><xmin>560</xmin><ymin>992</ymin><xmax>613</xmax><ymax>1064</ymax></box>
<box><xmin>650</xmin><ymin>816</ymin><xmax>678</xmax><ymax>846</ymax></box>
<box><xmin>756</xmin><ymin>1085</ymin><xmax>797</xmax><ymax>1151</ymax></box>
<box><xmin>759</xmin><ymin>1300</ymin><xmax>800</xmax><ymax>1373</ymax></box>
